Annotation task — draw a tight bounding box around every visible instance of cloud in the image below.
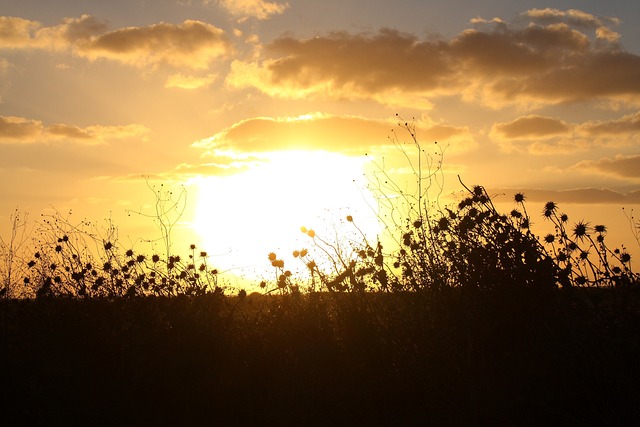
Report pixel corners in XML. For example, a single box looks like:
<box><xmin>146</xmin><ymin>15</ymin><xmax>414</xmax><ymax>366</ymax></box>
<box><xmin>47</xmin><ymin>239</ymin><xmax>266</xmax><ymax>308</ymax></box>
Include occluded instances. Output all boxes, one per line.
<box><xmin>165</xmin><ymin>73</ymin><xmax>218</xmax><ymax>89</ymax></box>
<box><xmin>192</xmin><ymin>113</ymin><xmax>475</xmax><ymax>156</ymax></box>
<box><xmin>524</xmin><ymin>8</ymin><xmax>621</xmax><ymax>38</ymax></box>
<box><xmin>581</xmin><ymin>112</ymin><xmax>640</xmax><ymax>136</ymax></box>
<box><xmin>79</xmin><ymin>19</ymin><xmax>232</xmax><ymax>69</ymax></box>
<box><xmin>489</xmin><ymin>187</ymin><xmax>639</xmax><ymax>205</ymax></box>
<box><xmin>0</xmin><ymin>16</ymin><xmax>42</xmax><ymax>48</ymax></box>
<box><xmin>491</xmin><ymin>115</ymin><xmax>572</xmax><ymax>139</ymax></box>
<box><xmin>226</xmin><ymin>9</ymin><xmax>639</xmax><ymax>108</ymax></box>
<box><xmin>573</xmin><ymin>155</ymin><xmax>640</xmax><ymax>180</ymax></box>
<box><xmin>0</xmin><ymin>116</ymin><xmax>42</xmax><ymax>140</ymax></box>
<box><xmin>209</xmin><ymin>0</ymin><xmax>289</xmax><ymax>20</ymax></box>
<box><xmin>0</xmin><ymin>15</ymin><xmax>233</xmax><ymax>69</ymax></box>
<box><xmin>491</xmin><ymin>112</ymin><xmax>640</xmax><ymax>154</ymax></box>
<box><xmin>0</xmin><ymin>115</ymin><xmax>149</xmax><ymax>144</ymax></box>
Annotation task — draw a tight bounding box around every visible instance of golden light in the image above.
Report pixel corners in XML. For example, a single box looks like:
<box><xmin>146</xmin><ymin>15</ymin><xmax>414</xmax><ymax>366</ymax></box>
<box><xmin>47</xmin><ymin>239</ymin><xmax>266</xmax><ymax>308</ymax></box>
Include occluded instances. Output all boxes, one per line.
<box><xmin>191</xmin><ymin>150</ymin><xmax>380</xmax><ymax>284</ymax></box>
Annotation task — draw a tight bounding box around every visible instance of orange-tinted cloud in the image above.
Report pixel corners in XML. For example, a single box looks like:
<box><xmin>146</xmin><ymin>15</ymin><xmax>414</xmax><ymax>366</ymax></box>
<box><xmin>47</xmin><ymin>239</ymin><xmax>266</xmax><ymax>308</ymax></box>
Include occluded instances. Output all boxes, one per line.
<box><xmin>573</xmin><ymin>155</ymin><xmax>640</xmax><ymax>180</ymax></box>
<box><xmin>79</xmin><ymin>20</ymin><xmax>232</xmax><ymax>69</ymax></box>
<box><xmin>0</xmin><ymin>15</ymin><xmax>233</xmax><ymax>69</ymax></box>
<box><xmin>227</xmin><ymin>9</ymin><xmax>638</xmax><ymax>108</ymax></box>
<box><xmin>165</xmin><ymin>73</ymin><xmax>218</xmax><ymax>89</ymax></box>
<box><xmin>489</xmin><ymin>187</ymin><xmax>640</xmax><ymax>205</ymax></box>
<box><xmin>192</xmin><ymin>113</ymin><xmax>474</xmax><ymax>156</ymax></box>
<box><xmin>0</xmin><ymin>115</ymin><xmax>149</xmax><ymax>144</ymax></box>
<box><xmin>491</xmin><ymin>112</ymin><xmax>640</xmax><ymax>154</ymax></box>
<box><xmin>208</xmin><ymin>0</ymin><xmax>289</xmax><ymax>20</ymax></box>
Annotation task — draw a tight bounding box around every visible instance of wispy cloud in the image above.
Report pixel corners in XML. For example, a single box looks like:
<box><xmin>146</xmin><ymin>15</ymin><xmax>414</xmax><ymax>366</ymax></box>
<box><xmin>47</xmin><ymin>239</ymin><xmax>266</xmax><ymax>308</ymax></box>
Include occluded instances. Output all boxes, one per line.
<box><xmin>489</xmin><ymin>187</ymin><xmax>640</xmax><ymax>205</ymax></box>
<box><xmin>490</xmin><ymin>112</ymin><xmax>640</xmax><ymax>154</ymax></box>
<box><xmin>573</xmin><ymin>154</ymin><xmax>640</xmax><ymax>180</ymax></box>
<box><xmin>0</xmin><ymin>115</ymin><xmax>149</xmax><ymax>145</ymax></box>
<box><xmin>208</xmin><ymin>0</ymin><xmax>289</xmax><ymax>21</ymax></box>
<box><xmin>165</xmin><ymin>73</ymin><xmax>218</xmax><ymax>89</ymax></box>
<box><xmin>0</xmin><ymin>15</ymin><xmax>233</xmax><ymax>69</ymax></box>
<box><xmin>191</xmin><ymin>113</ymin><xmax>475</xmax><ymax>157</ymax></box>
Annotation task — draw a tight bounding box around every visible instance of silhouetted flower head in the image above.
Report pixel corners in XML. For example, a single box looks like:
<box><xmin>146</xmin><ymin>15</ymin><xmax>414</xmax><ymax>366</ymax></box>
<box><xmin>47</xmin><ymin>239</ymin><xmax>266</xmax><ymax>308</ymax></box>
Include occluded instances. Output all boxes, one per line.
<box><xmin>268</xmin><ymin>252</ymin><xmax>277</xmax><ymax>262</ymax></box>
<box><xmin>152</xmin><ymin>254</ymin><xmax>160</xmax><ymax>263</ymax></box>
<box><xmin>621</xmin><ymin>253</ymin><xmax>632</xmax><ymax>263</ymax></box>
<box><xmin>560</xmin><ymin>213</ymin><xmax>569</xmax><ymax>223</ymax></box>
<box><xmin>346</xmin><ymin>215</ymin><xmax>353</xmax><ymax>222</ymax></box>
<box><xmin>543</xmin><ymin>201</ymin><xmax>557</xmax><ymax>217</ymax></box>
<box><xmin>594</xmin><ymin>224</ymin><xmax>607</xmax><ymax>233</ymax></box>
<box><xmin>573</xmin><ymin>221</ymin><xmax>590</xmax><ymax>240</ymax></box>
<box><xmin>126</xmin><ymin>249</ymin><xmax>134</xmax><ymax>257</ymax></box>
<box><xmin>514</xmin><ymin>193</ymin><xmax>525</xmax><ymax>203</ymax></box>
<box><xmin>104</xmin><ymin>242</ymin><xmax>113</xmax><ymax>250</ymax></box>
<box><xmin>544</xmin><ymin>234</ymin><xmax>555</xmax><ymax>243</ymax></box>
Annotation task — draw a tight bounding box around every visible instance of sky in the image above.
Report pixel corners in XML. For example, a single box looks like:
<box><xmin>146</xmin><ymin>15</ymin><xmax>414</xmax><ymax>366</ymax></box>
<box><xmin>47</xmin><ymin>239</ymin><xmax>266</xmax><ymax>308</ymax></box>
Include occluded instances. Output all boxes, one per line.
<box><xmin>1</xmin><ymin>0</ymin><xmax>640</xmax><ymax>285</ymax></box>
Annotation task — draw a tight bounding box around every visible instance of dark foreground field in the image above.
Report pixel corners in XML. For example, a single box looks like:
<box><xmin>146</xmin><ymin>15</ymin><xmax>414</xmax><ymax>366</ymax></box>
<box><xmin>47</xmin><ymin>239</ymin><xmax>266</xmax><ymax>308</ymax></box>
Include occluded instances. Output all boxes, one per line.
<box><xmin>2</xmin><ymin>288</ymin><xmax>640</xmax><ymax>426</ymax></box>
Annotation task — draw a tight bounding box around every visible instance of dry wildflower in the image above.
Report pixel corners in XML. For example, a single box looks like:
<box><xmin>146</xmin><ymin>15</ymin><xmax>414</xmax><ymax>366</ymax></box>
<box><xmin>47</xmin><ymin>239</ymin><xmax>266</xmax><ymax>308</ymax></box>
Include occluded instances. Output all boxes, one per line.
<box><xmin>514</xmin><ymin>193</ymin><xmax>525</xmax><ymax>203</ymax></box>
<box><xmin>543</xmin><ymin>201</ymin><xmax>557</xmax><ymax>217</ymax></box>
<box><xmin>572</xmin><ymin>221</ymin><xmax>589</xmax><ymax>240</ymax></box>
<box><xmin>346</xmin><ymin>215</ymin><xmax>353</xmax><ymax>222</ymax></box>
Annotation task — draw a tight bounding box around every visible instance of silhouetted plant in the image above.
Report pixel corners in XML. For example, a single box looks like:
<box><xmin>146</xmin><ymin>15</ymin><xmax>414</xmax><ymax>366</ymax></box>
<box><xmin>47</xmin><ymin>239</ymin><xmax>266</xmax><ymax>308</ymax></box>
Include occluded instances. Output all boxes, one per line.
<box><xmin>0</xmin><ymin>208</ymin><xmax>34</xmax><ymax>298</ymax></box>
<box><xmin>275</xmin><ymin>117</ymin><xmax>638</xmax><ymax>292</ymax></box>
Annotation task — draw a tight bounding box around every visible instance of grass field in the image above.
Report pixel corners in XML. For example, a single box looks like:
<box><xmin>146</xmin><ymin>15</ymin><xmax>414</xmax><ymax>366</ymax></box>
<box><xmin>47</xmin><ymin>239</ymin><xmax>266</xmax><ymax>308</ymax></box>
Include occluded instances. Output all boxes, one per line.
<box><xmin>2</xmin><ymin>288</ymin><xmax>640</xmax><ymax>425</ymax></box>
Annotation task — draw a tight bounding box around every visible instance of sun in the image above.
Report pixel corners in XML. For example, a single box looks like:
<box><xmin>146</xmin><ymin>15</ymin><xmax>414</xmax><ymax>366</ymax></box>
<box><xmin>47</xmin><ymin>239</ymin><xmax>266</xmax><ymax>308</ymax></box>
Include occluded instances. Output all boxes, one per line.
<box><xmin>190</xmin><ymin>150</ymin><xmax>380</xmax><ymax>283</ymax></box>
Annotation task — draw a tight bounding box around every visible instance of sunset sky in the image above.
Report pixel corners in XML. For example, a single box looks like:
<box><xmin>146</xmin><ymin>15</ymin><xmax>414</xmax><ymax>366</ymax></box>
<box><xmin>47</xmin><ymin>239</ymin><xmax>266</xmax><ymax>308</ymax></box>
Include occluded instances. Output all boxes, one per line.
<box><xmin>2</xmin><ymin>0</ymin><xmax>640</xmax><ymax>284</ymax></box>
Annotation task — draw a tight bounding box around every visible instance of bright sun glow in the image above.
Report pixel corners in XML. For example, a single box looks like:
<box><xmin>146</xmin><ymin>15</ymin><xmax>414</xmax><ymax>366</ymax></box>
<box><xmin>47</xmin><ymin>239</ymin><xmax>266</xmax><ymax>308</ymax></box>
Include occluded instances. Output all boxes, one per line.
<box><xmin>191</xmin><ymin>151</ymin><xmax>380</xmax><ymax>283</ymax></box>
